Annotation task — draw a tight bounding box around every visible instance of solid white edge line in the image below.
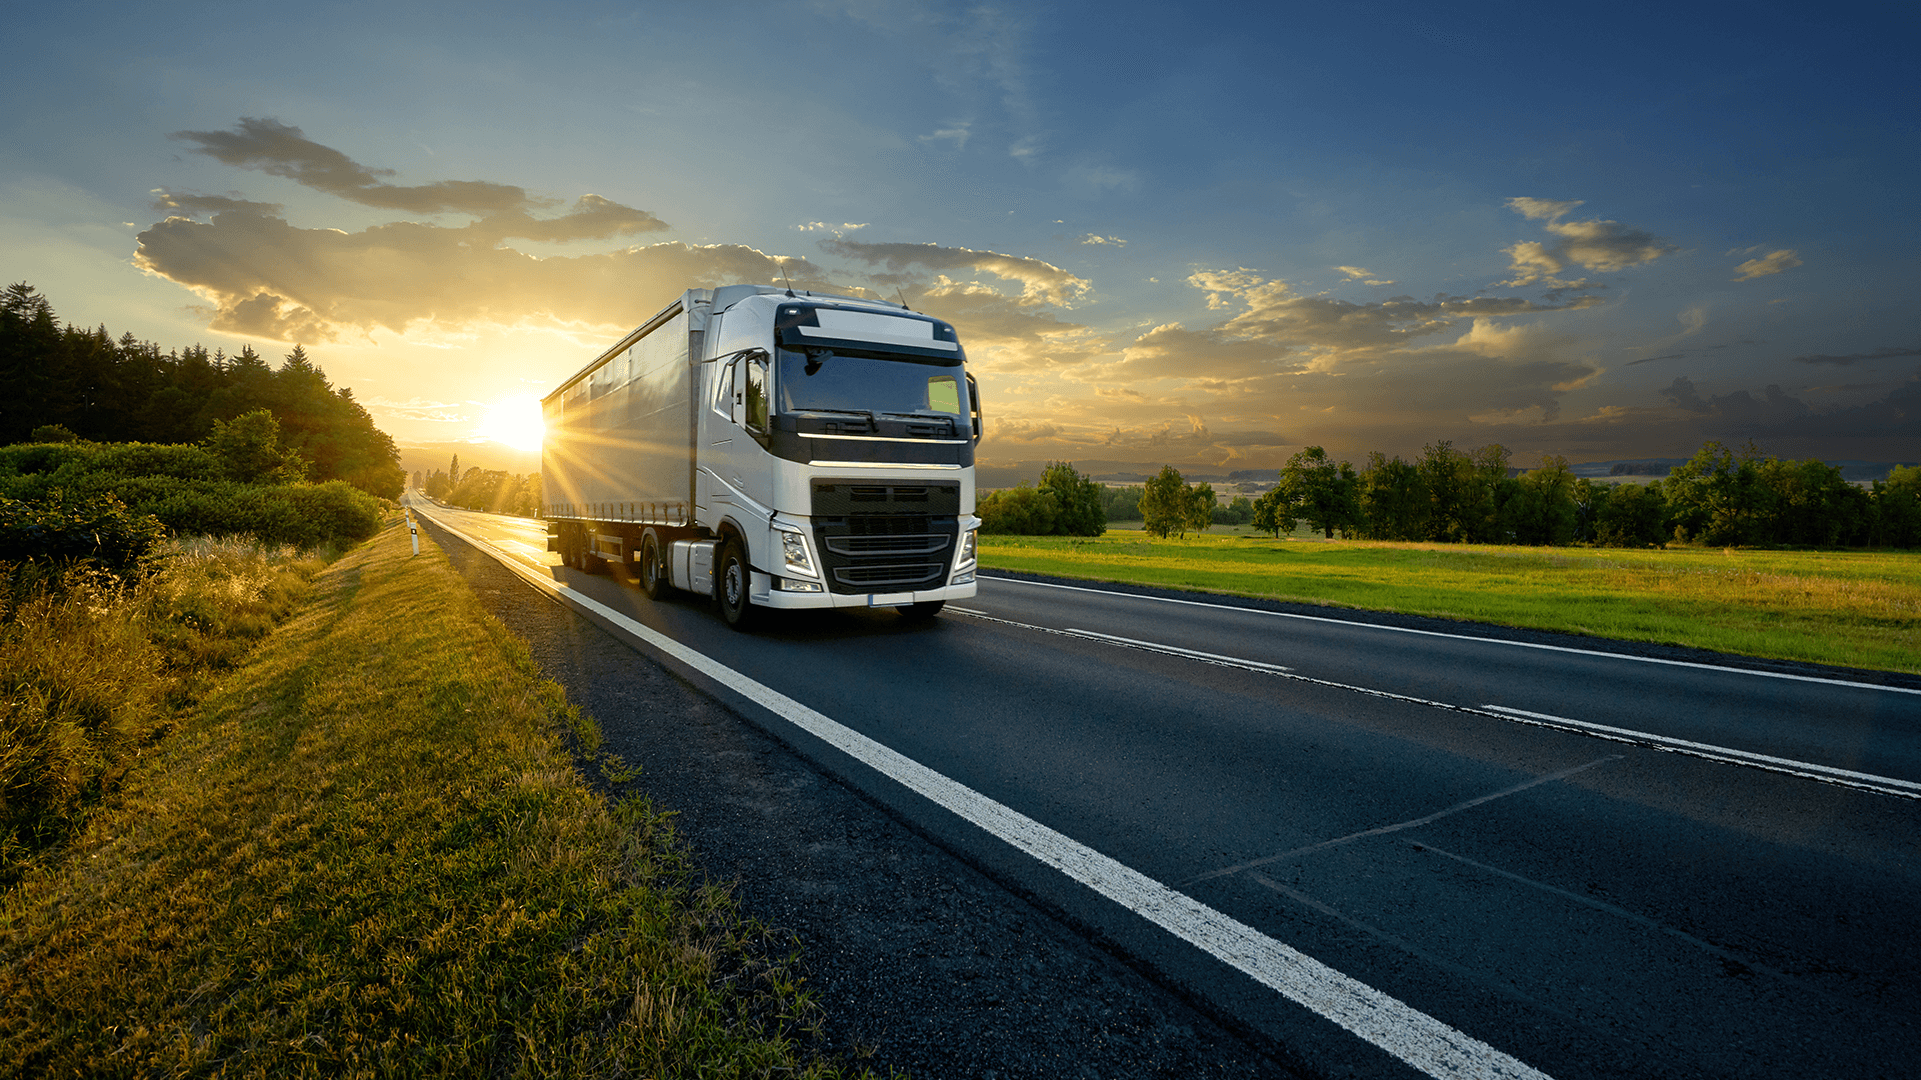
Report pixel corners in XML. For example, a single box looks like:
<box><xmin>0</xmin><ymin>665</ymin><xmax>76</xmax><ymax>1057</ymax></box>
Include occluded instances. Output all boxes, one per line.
<box><xmin>1063</xmin><ymin>628</ymin><xmax>1294</xmax><ymax>672</ymax></box>
<box><xmin>1481</xmin><ymin>705</ymin><xmax>1921</xmax><ymax>796</ymax></box>
<box><xmin>414</xmin><ymin>505</ymin><xmax>1554</xmax><ymax>1080</ymax></box>
<box><xmin>985</xmin><ymin>576</ymin><xmax>1921</xmax><ymax>696</ymax></box>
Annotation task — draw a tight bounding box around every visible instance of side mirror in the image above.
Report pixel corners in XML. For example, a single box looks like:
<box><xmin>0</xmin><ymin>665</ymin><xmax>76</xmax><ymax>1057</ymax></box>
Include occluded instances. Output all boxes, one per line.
<box><xmin>966</xmin><ymin>373</ymin><xmax>984</xmax><ymax>443</ymax></box>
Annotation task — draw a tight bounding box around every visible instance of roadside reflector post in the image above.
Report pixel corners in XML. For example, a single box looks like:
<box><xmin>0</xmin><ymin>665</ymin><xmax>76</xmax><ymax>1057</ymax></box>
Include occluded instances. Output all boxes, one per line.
<box><xmin>407</xmin><ymin>509</ymin><xmax>421</xmax><ymax>555</ymax></box>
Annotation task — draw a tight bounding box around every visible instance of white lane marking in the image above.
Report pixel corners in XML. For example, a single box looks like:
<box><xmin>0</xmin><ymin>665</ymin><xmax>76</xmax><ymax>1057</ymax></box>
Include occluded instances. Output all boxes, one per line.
<box><xmin>985</xmin><ymin>575</ymin><xmax>1921</xmax><ymax>696</ymax></box>
<box><xmin>1063</xmin><ymin>628</ymin><xmax>1294</xmax><ymax>672</ymax></box>
<box><xmin>1482</xmin><ymin>705</ymin><xmax>1921</xmax><ymax>798</ymax></box>
<box><xmin>951</xmin><ymin>608</ymin><xmax>1296</xmax><ymax>676</ymax></box>
<box><xmin>417</xmin><ymin>507</ymin><xmax>1553</xmax><ymax>1080</ymax></box>
<box><xmin>955</xmin><ymin>606</ymin><xmax>1921</xmax><ymax>801</ymax></box>
<box><xmin>1187</xmin><ymin>756</ymin><xmax>1621</xmax><ymax>885</ymax></box>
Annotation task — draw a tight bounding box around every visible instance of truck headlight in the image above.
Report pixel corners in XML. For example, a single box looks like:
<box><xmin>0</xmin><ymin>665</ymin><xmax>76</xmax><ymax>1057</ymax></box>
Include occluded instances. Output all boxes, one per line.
<box><xmin>778</xmin><ymin>528</ymin><xmax>816</xmax><ymax>576</ymax></box>
<box><xmin>954</xmin><ymin>526</ymin><xmax>978</xmax><ymax>571</ymax></box>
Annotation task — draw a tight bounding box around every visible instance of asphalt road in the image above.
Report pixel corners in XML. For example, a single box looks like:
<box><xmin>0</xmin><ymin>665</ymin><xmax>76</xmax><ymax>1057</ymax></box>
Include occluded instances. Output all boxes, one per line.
<box><xmin>411</xmin><ymin>500</ymin><xmax>1921</xmax><ymax>1080</ymax></box>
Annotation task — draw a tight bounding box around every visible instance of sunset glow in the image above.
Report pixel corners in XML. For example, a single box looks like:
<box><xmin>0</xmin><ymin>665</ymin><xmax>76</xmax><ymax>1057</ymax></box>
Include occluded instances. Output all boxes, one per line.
<box><xmin>476</xmin><ymin>397</ymin><xmax>545</xmax><ymax>454</ymax></box>
<box><xmin>4</xmin><ymin>4</ymin><xmax>1914</xmax><ymax>481</ymax></box>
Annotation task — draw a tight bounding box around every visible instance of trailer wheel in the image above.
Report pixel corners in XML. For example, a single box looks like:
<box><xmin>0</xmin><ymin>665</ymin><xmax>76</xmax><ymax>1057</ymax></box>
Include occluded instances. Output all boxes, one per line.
<box><xmin>716</xmin><ymin>538</ymin><xmax>758</xmax><ymax>631</ymax></box>
<box><xmin>898</xmin><ymin>600</ymin><xmax>945</xmax><ymax>621</ymax></box>
<box><xmin>638</xmin><ymin>532</ymin><xmax>668</xmax><ymax>600</ymax></box>
<box><xmin>559</xmin><ymin>525</ymin><xmax>580</xmax><ymax>569</ymax></box>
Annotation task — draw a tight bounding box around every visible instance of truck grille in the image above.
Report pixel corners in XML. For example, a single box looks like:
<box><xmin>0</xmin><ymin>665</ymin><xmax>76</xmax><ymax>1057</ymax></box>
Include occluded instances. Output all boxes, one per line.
<box><xmin>811</xmin><ymin>482</ymin><xmax>960</xmax><ymax>595</ymax></box>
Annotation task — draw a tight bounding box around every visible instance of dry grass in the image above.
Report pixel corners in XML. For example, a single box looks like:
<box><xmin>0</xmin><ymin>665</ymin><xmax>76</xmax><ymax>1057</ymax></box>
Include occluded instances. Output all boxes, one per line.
<box><xmin>0</xmin><ymin>518</ymin><xmax>875</xmax><ymax>1078</ymax></box>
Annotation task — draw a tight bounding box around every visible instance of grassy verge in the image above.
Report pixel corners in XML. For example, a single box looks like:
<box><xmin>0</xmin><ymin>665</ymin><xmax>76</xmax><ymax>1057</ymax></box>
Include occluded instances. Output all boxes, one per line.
<box><xmin>1</xmin><ymin>537</ymin><xmax>328</xmax><ymax>883</ymax></box>
<box><xmin>0</xmin><ymin>518</ymin><xmax>869</xmax><ymax>1077</ymax></box>
<box><xmin>981</xmin><ymin>533</ymin><xmax>1921</xmax><ymax>674</ymax></box>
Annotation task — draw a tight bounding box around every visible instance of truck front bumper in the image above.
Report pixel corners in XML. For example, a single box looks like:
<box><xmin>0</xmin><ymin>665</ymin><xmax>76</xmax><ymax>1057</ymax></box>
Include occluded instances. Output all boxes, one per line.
<box><xmin>752</xmin><ymin>577</ymin><xmax>977</xmax><ymax>610</ymax></box>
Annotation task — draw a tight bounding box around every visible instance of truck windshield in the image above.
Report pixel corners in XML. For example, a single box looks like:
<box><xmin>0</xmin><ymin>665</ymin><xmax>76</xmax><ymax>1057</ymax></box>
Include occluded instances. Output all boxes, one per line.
<box><xmin>776</xmin><ymin>348</ymin><xmax>967</xmax><ymax>420</ymax></box>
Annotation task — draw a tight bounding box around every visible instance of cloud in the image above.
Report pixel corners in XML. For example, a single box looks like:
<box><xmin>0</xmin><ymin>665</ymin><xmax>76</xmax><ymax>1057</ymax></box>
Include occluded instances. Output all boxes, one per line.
<box><xmin>794</xmin><ymin>221</ymin><xmax>870</xmax><ymax>232</ymax></box>
<box><xmin>1506</xmin><ymin>197</ymin><xmax>1584</xmax><ymax>222</ymax></box>
<box><xmin>167</xmin><ymin>117</ymin><xmax>667</xmax><ymax>238</ymax></box>
<box><xmin>920</xmin><ymin>122</ymin><xmax>972</xmax><ymax>150</ymax></box>
<box><xmin>135</xmin><ymin>202</ymin><xmax>825</xmax><ymax>340</ymax></box>
<box><xmin>1732</xmin><ymin>248</ymin><xmax>1803</xmax><ymax>281</ymax></box>
<box><xmin>1186</xmin><ymin>268</ymin><xmax>1602</xmax><ymax>356</ymax></box>
<box><xmin>1079</xmin><ymin>234</ymin><xmax>1126</xmax><ymax>246</ymax></box>
<box><xmin>1654</xmin><ymin>375</ymin><xmax>1920</xmax><ymax>441</ymax></box>
<box><xmin>1335</xmin><ymin>265</ymin><xmax>1395</xmax><ymax>286</ymax></box>
<box><xmin>150</xmin><ymin>191</ymin><xmax>282</xmax><ymax>216</ymax></box>
<box><xmin>1789</xmin><ymin>345</ymin><xmax>1921</xmax><ymax>366</ymax></box>
<box><xmin>1661</xmin><ymin>376</ymin><xmax>1711</xmax><ymax>413</ymax></box>
<box><xmin>909</xmin><ymin>278</ymin><xmax>1108</xmax><ymax>371</ymax></box>
<box><xmin>1625</xmin><ymin>352</ymin><xmax>1688</xmax><ymax>366</ymax></box>
<box><xmin>1499</xmin><ymin>197</ymin><xmax>1674</xmax><ymax>286</ymax></box>
<box><xmin>821</xmin><ymin>238</ymin><xmax>1091</xmax><ymax>305</ymax></box>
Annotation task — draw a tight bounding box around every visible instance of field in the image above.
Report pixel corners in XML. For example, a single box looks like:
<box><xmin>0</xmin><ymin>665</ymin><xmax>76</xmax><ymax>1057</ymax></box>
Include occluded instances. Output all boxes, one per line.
<box><xmin>979</xmin><ymin>531</ymin><xmax>1921</xmax><ymax>674</ymax></box>
<box><xmin>0</xmin><ymin>517</ymin><xmax>867</xmax><ymax>1077</ymax></box>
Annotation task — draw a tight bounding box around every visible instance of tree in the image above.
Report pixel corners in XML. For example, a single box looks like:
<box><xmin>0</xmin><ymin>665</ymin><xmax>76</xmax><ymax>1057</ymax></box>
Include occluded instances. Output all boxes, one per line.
<box><xmin>977</xmin><ymin>485</ymin><xmax>1060</xmax><ymax>534</ymax></box>
<box><xmin>1139</xmin><ymin>465</ymin><xmax>1193</xmax><ymax>538</ymax></box>
<box><xmin>1506</xmin><ymin>455</ymin><xmax>1579</xmax><ymax>545</ymax></box>
<box><xmin>1216</xmin><ymin>494</ymin><xmax>1254</xmax><ymax>527</ymax></box>
<box><xmin>1357</xmin><ymin>452</ymin><xmax>1428</xmax><ymax>540</ymax></box>
<box><xmin>1663</xmin><ymin>440</ymin><xmax>1771</xmax><ymax>545</ymax></box>
<box><xmin>1250</xmin><ymin>487</ymin><xmax>1297</xmax><ymax>538</ymax></box>
<box><xmin>1187</xmin><ymin>482</ymin><xmax>1219</xmax><ymax>533</ymax></box>
<box><xmin>1870</xmin><ymin>466</ymin><xmax>1921</xmax><ymax>548</ymax></box>
<box><xmin>1592</xmin><ymin>482</ymin><xmax>1669</xmax><ymax>547</ymax></box>
<box><xmin>1283</xmin><ymin>446</ymin><xmax>1359</xmax><ymax>538</ymax></box>
<box><xmin>204</xmin><ymin>409</ymin><xmax>310</xmax><ymax>484</ymax></box>
<box><xmin>1038</xmin><ymin>461</ymin><xmax>1106</xmax><ymax>536</ymax></box>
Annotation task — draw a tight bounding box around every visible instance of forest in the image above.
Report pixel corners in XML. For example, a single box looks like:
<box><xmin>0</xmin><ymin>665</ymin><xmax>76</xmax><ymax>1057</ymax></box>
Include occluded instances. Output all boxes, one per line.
<box><xmin>1</xmin><ymin>283</ymin><xmax>403</xmax><ymax>499</ymax></box>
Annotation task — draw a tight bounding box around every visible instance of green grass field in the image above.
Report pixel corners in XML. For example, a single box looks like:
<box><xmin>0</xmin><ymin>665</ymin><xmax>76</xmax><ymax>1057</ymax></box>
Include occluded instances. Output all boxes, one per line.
<box><xmin>1</xmin><ymin>517</ymin><xmax>870</xmax><ymax>1078</ymax></box>
<box><xmin>981</xmin><ymin>531</ymin><xmax>1921</xmax><ymax>674</ymax></box>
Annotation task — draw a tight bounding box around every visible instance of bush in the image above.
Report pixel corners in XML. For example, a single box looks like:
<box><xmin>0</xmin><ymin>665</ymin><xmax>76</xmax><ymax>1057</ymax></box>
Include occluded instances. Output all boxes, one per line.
<box><xmin>979</xmin><ymin>485</ymin><xmax>1060</xmax><ymax>535</ymax></box>
<box><xmin>0</xmin><ymin>490</ymin><xmax>168</xmax><ymax>582</ymax></box>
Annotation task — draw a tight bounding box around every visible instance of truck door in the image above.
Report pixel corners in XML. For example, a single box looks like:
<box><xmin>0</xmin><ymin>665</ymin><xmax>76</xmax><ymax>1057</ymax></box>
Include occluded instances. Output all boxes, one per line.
<box><xmin>703</xmin><ymin>351</ymin><xmax>771</xmax><ymax>516</ymax></box>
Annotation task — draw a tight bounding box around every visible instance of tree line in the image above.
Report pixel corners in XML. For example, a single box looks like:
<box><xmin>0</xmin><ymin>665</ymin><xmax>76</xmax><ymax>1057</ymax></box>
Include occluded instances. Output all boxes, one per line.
<box><xmin>1</xmin><ymin>283</ymin><xmax>403</xmax><ymax>499</ymax></box>
<box><xmin>419</xmin><ymin>454</ymin><xmax>542</xmax><ymax>518</ymax></box>
<box><xmin>984</xmin><ymin>442</ymin><xmax>1921</xmax><ymax>548</ymax></box>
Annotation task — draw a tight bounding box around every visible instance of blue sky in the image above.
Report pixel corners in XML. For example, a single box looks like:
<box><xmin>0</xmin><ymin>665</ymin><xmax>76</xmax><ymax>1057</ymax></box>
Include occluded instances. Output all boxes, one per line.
<box><xmin>4</xmin><ymin>1</ymin><xmax>1916</xmax><ymax>474</ymax></box>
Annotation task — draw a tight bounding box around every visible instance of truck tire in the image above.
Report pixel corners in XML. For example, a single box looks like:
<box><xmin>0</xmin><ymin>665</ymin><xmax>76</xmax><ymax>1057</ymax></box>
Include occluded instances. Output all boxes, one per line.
<box><xmin>898</xmin><ymin>600</ymin><xmax>945</xmax><ymax>621</ymax></box>
<box><xmin>580</xmin><ymin>546</ymin><xmax>607</xmax><ymax>575</ymax></box>
<box><xmin>716</xmin><ymin>538</ymin><xmax>758</xmax><ymax>631</ymax></box>
<box><xmin>560</xmin><ymin>525</ymin><xmax>581</xmax><ymax>569</ymax></box>
<box><xmin>638</xmin><ymin>532</ymin><xmax>669</xmax><ymax>600</ymax></box>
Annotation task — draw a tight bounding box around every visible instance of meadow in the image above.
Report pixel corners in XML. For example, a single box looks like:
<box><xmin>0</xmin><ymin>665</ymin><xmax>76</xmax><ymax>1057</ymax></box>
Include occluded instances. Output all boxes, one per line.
<box><xmin>980</xmin><ymin>530</ymin><xmax>1921</xmax><ymax>674</ymax></box>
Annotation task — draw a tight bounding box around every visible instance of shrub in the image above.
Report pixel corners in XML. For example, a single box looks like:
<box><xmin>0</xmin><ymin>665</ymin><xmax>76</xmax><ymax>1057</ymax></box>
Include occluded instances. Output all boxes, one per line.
<box><xmin>0</xmin><ymin>490</ymin><xmax>168</xmax><ymax>581</ymax></box>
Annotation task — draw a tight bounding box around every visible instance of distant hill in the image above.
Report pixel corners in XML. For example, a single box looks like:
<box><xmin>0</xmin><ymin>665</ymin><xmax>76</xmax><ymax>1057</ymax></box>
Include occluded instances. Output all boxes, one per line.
<box><xmin>1566</xmin><ymin>458</ymin><xmax>1916</xmax><ymax>481</ymax></box>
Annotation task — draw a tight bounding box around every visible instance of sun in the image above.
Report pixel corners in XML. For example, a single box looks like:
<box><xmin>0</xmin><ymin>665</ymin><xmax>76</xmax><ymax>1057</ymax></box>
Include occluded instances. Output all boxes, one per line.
<box><xmin>477</xmin><ymin>396</ymin><xmax>545</xmax><ymax>452</ymax></box>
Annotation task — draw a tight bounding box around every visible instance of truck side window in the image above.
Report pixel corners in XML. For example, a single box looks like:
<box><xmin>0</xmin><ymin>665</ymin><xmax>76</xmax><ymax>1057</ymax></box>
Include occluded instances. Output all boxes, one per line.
<box><xmin>744</xmin><ymin>355</ymin><xmax>769</xmax><ymax>433</ymax></box>
<box><xmin>713</xmin><ymin>362</ymin><xmax>735</xmax><ymax>416</ymax></box>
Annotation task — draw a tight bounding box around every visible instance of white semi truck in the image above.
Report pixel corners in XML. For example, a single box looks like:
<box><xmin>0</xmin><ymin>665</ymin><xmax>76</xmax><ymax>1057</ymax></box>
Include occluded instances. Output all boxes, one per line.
<box><xmin>542</xmin><ymin>284</ymin><xmax>983</xmax><ymax>629</ymax></box>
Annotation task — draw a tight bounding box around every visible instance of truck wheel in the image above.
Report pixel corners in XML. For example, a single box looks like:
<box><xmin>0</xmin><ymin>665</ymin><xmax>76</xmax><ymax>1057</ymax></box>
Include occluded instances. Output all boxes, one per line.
<box><xmin>898</xmin><ymin>600</ymin><xmax>945</xmax><ymax>621</ymax></box>
<box><xmin>716</xmin><ymin>539</ymin><xmax>758</xmax><ymax>631</ymax></box>
<box><xmin>560</xmin><ymin>526</ymin><xmax>580</xmax><ymax>569</ymax></box>
<box><xmin>638</xmin><ymin>533</ymin><xmax>668</xmax><ymax>600</ymax></box>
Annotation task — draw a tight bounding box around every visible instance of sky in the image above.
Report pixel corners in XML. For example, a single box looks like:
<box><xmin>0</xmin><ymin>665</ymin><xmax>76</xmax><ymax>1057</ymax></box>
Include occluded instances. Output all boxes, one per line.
<box><xmin>5</xmin><ymin>0</ymin><xmax>1917</xmax><ymax>480</ymax></box>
